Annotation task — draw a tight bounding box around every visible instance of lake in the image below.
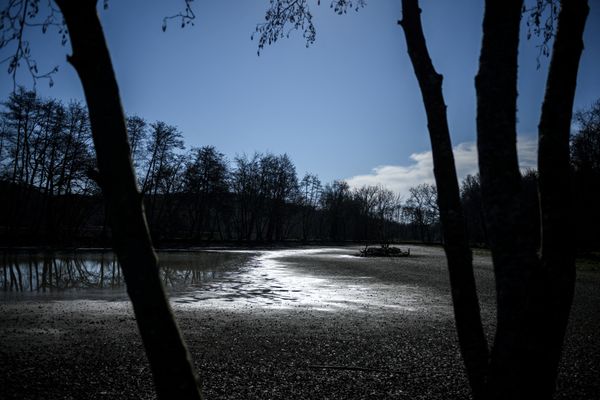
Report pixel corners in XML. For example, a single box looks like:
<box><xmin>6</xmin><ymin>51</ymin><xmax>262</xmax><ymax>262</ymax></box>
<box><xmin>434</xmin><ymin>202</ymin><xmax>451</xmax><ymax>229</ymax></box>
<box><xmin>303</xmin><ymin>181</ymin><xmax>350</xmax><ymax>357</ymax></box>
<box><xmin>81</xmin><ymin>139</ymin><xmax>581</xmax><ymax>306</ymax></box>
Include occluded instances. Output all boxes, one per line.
<box><xmin>0</xmin><ymin>247</ymin><xmax>442</xmax><ymax>313</ymax></box>
<box><xmin>0</xmin><ymin>250</ymin><xmax>250</xmax><ymax>296</ymax></box>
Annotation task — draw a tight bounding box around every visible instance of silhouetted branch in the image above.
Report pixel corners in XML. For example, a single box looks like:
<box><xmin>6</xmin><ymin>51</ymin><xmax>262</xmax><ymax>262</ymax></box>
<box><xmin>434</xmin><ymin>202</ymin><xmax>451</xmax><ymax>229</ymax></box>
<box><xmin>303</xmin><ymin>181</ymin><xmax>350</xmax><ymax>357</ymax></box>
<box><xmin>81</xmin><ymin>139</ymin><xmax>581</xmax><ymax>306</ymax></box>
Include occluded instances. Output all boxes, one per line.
<box><xmin>0</xmin><ymin>0</ymin><xmax>64</xmax><ymax>90</ymax></box>
<box><xmin>162</xmin><ymin>0</ymin><xmax>195</xmax><ymax>32</ymax></box>
<box><xmin>252</xmin><ymin>0</ymin><xmax>366</xmax><ymax>55</ymax></box>
<box><xmin>523</xmin><ymin>0</ymin><xmax>559</xmax><ymax>67</ymax></box>
<box><xmin>330</xmin><ymin>0</ymin><xmax>367</xmax><ymax>14</ymax></box>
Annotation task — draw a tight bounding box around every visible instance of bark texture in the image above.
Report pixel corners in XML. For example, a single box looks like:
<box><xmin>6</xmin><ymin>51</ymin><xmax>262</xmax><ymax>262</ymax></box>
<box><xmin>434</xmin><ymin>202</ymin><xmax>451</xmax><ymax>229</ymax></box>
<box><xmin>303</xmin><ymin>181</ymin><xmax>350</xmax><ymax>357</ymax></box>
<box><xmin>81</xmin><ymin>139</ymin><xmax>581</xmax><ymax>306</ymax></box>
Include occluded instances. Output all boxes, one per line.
<box><xmin>399</xmin><ymin>1</ymin><xmax>488</xmax><ymax>398</ymax></box>
<box><xmin>536</xmin><ymin>0</ymin><xmax>589</xmax><ymax>396</ymax></box>
<box><xmin>54</xmin><ymin>1</ymin><xmax>202</xmax><ymax>399</ymax></box>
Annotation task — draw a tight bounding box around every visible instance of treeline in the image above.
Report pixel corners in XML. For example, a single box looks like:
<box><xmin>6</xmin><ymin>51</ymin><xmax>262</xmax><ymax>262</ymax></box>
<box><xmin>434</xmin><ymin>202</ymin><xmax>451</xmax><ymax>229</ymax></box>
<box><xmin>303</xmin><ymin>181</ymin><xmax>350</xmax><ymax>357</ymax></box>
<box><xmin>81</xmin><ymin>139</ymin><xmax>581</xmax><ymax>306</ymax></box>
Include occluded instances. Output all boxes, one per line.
<box><xmin>457</xmin><ymin>99</ymin><xmax>600</xmax><ymax>251</ymax></box>
<box><xmin>1</xmin><ymin>89</ymin><xmax>599</xmax><ymax>250</ymax></box>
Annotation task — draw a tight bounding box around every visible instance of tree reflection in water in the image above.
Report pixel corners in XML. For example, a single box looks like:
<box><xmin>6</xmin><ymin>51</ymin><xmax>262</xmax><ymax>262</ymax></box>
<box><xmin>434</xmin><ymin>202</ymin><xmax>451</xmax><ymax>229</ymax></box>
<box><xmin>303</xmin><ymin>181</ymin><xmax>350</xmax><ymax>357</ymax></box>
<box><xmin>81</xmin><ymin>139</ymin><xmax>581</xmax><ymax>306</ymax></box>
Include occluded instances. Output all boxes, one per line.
<box><xmin>0</xmin><ymin>251</ymin><xmax>247</xmax><ymax>293</ymax></box>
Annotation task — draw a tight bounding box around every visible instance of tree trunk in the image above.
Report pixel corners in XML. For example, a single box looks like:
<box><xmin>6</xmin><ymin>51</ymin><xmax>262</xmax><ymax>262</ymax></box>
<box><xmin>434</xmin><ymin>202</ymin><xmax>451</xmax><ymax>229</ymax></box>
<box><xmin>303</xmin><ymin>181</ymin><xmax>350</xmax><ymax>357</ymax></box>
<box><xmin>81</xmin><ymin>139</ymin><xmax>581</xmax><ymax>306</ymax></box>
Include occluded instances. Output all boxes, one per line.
<box><xmin>536</xmin><ymin>0</ymin><xmax>589</xmax><ymax>397</ymax></box>
<box><xmin>476</xmin><ymin>2</ymin><xmax>544</xmax><ymax>398</ymax></box>
<box><xmin>398</xmin><ymin>1</ymin><xmax>488</xmax><ymax>398</ymax></box>
<box><xmin>54</xmin><ymin>1</ymin><xmax>202</xmax><ymax>398</ymax></box>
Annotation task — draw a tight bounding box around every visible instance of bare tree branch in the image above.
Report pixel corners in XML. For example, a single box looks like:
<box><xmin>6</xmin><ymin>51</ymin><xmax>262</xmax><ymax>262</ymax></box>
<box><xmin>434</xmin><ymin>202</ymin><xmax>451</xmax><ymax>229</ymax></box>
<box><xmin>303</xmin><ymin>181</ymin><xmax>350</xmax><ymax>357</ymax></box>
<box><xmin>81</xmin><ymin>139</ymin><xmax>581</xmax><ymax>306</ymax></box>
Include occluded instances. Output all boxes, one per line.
<box><xmin>523</xmin><ymin>0</ymin><xmax>559</xmax><ymax>68</ymax></box>
<box><xmin>162</xmin><ymin>0</ymin><xmax>195</xmax><ymax>32</ymax></box>
<box><xmin>0</xmin><ymin>0</ymin><xmax>64</xmax><ymax>90</ymax></box>
<box><xmin>252</xmin><ymin>0</ymin><xmax>366</xmax><ymax>55</ymax></box>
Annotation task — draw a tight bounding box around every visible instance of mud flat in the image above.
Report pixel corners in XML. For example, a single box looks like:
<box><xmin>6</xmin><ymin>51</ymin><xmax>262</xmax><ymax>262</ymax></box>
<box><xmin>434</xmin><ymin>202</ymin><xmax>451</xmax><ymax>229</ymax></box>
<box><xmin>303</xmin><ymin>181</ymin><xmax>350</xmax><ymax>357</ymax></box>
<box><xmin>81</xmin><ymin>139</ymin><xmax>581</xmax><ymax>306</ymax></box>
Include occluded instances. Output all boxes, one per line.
<box><xmin>1</xmin><ymin>246</ymin><xmax>598</xmax><ymax>399</ymax></box>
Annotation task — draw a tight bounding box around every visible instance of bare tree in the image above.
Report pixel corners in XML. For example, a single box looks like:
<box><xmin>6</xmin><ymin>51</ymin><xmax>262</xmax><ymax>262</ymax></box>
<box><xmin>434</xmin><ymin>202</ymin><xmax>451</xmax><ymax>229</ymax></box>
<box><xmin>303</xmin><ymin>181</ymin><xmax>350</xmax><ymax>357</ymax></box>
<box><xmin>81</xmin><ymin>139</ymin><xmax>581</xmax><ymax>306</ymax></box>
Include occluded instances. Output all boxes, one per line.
<box><xmin>571</xmin><ymin>100</ymin><xmax>600</xmax><ymax>249</ymax></box>
<box><xmin>460</xmin><ymin>174</ymin><xmax>487</xmax><ymax>246</ymax></box>
<box><xmin>230</xmin><ymin>152</ymin><xmax>299</xmax><ymax>241</ymax></box>
<box><xmin>231</xmin><ymin>152</ymin><xmax>263</xmax><ymax>240</ymax></box>
<box><xmin>298</xmin><ymin>173</ymin><xmax>322</xmax><ymax>241</ymax></box>
<box><xmin>255</xmin><ymin>0</ymin><xmax>589</xmax><ymax>398</ymax></box>
<box><xmin>183</xmin><ymin>145</ymin><xmax>229</xmax><ymax>240</ymax></box>
<box><xmin>126</xmin><ymin>115</ymin><xmax>149</xmax><ymax>179</ymax></box>
<box><xmin>371</xmin><ymin>185</ymin><xmax>398</xmax><ymax>242</ymax></box>
<box><xmin>352</xmin><ymin>185</ymin><xmax>378</xmax><ymax>240</ymax></box>
<box><xmin>0</xmin><ymin>0</ymin><xmax>203</xmax><ymax>398</ymax></box>
<box><xmin>572</xmin><ymin>99</ymin><xmax>600</xmax><ymax>172</ymax></box>
<box><xmin>0</xmin><ymin>89</ymin><xmax>96</xmax><ymax>243</ymax></box>
<box><xmin>404</xmin><ymin>183</ymin><xmax>439</xmax><ymax>242</ymax></box>
<box><xmin>476</xmin><ymin>0</ymin><xmax>588</xmax><ymax>397</ymax></box>
<box><xmin>320</xmin><ymin>180</ymin><xmax>351</xmax><ymax>241</ymax></box>
<box><xmin>264</xmin><ymin>153</ymin><xmax>299</xmax><ymax>241</ymax></box>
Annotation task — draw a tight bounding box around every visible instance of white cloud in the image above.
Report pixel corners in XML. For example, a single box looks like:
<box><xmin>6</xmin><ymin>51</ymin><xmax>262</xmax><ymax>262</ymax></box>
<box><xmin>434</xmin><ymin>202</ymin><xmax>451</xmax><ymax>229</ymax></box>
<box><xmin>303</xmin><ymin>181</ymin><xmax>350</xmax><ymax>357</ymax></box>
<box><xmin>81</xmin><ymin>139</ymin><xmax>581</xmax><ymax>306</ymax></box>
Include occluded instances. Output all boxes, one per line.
<box><xmin>516</xmin><ymin>136</ymin><xmax>538</xmax><ymax>171</ymax></box>
<box><xmin>345</xmin><ymin>136</ymin><xmax>538</xmax><ymax>195</ymax></box>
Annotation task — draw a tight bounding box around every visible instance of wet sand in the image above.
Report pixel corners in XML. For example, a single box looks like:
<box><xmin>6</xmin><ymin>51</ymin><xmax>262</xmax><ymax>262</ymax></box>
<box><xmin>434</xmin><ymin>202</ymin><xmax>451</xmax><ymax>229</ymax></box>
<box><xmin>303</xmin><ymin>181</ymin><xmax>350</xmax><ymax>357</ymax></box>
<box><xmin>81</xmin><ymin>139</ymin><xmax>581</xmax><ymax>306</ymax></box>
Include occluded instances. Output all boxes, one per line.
<box><xmin>1</xmin><ymin>246</ymin><xmax>599</xmax><ymax>399</ymax></box>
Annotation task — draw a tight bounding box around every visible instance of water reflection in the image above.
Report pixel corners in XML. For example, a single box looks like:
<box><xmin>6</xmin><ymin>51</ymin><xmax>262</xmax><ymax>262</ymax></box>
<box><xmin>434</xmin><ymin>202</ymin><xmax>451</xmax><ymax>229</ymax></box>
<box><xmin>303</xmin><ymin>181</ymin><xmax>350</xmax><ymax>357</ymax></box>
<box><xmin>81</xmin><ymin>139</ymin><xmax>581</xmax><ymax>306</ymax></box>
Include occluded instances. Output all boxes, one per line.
<box><xmin>0</xmin><ymin>251</ymin><xmax>250</xmax><ymax>293</ymax></box>
<box><xmin>1</xmin><ymin>248</ymin><xmax>448</xmax><ymax>315</ymax></box>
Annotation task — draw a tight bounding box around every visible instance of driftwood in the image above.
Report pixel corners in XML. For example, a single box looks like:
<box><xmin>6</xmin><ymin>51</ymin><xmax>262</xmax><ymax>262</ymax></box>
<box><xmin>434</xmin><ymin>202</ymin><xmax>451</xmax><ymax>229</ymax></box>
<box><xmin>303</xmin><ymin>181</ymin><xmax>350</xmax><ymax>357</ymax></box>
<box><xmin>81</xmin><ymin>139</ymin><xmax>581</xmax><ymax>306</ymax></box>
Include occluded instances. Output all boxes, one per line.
<box><xmin>357</xmin><ymin>244</ymin><xmax>410</xmax><ymax>258</ymax></box>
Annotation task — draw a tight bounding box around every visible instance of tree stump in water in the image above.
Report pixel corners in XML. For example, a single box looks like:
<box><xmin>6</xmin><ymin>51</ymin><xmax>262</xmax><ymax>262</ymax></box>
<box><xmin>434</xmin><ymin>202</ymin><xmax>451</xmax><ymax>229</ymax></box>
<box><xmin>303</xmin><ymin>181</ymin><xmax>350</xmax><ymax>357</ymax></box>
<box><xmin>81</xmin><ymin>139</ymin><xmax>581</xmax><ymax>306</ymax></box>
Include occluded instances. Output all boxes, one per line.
<box><xmin>358</xmin><ymin>245</ymin><xmax>410</xmax><ymax>257</ymax></box>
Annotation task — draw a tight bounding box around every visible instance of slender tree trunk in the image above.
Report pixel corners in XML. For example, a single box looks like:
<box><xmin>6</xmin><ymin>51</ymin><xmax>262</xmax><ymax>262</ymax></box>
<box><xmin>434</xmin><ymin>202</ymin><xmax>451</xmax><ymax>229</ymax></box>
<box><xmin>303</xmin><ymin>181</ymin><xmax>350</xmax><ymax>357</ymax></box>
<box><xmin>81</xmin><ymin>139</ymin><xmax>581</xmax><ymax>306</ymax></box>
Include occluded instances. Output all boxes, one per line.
<box><xmin>399</xmin><ymin>1</ymin><xmax>489</xmax><ymax>397</ymax></box>
<box><xmin>54</xmin><ymin>1</ymin><xmax>202</xmax><ymax>398</ymax></box>
<box><xmin>535</xmin><ymin>0</ymin><xmax>589</xmax><ymax>397</ymax></box>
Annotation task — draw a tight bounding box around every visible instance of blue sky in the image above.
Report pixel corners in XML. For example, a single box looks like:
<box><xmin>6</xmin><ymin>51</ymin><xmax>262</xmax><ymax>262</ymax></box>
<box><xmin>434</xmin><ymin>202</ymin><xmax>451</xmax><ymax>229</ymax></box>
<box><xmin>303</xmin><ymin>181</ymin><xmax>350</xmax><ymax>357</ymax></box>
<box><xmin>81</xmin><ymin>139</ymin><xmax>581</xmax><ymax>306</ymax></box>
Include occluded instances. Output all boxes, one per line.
<box><xmin>1</xmin><ymin>0</ymin><xmax>599</xmax><ymax>193</ymax></box>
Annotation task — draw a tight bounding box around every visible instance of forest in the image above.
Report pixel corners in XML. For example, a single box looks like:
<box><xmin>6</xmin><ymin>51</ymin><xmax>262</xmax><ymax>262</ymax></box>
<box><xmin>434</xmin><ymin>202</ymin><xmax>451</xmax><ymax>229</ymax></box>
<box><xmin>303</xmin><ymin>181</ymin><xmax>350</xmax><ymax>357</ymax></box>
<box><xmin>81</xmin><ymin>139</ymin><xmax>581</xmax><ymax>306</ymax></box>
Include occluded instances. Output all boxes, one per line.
<box><xmin>1</xmin><ymin>88</ymin><xmax>599</xmax><ymax>250</ymax></box>
<box><xmin>1</xmin><ymin>0</ymin><xmax>599</xmax><ymax>399</ymax></box>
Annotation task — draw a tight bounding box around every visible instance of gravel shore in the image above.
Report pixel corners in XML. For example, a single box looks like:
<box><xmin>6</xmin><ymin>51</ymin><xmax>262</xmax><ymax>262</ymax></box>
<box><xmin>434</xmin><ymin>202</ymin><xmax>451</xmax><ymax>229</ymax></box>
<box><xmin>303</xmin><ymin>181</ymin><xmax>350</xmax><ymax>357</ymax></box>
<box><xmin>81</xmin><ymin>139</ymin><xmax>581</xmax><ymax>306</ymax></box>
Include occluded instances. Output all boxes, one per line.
<box><xmin>1</xmin><ymin>246</ymin><xmax>598</xmax><ymax>399</ymax></box>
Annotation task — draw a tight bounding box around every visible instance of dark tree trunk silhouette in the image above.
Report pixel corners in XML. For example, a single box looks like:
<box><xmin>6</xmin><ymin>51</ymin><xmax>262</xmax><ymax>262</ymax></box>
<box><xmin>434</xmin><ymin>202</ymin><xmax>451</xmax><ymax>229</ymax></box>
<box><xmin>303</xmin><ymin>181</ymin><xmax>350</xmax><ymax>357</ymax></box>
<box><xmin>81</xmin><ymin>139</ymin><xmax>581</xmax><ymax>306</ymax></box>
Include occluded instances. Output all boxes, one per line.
<box><xmin>477</xmin><ymin>1</ymin><xmax>542</xmax><ymax>397</ymax></box>
<box><xmin>535</xmin><ymin>0</ymin><xmax>589</xmax><ymax>396</ymax></box>
<box><xmin>54</xmin><ymin>1</ymin><xmax>202</xmax><ymax>399</ymax></box>
<box><xmin>398</xmin><ymin>1</ymin><xmax>488</xmax><ymax>397</ymax></box>
<box><xmin>476</xmin><ymin>0</ymin><xmax>588</xmax><ymax>398</ymax></box>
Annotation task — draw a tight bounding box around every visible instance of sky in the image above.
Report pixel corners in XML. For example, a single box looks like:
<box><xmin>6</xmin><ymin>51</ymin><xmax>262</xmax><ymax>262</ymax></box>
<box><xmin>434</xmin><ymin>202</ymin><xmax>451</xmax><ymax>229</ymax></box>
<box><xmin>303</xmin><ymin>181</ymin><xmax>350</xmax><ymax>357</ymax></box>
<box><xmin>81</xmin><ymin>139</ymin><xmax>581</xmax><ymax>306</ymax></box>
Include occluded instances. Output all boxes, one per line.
<box><xmin>1</xmin><ymin>0</ymin><xmax>599</xmax><ymax>195</ymax></box>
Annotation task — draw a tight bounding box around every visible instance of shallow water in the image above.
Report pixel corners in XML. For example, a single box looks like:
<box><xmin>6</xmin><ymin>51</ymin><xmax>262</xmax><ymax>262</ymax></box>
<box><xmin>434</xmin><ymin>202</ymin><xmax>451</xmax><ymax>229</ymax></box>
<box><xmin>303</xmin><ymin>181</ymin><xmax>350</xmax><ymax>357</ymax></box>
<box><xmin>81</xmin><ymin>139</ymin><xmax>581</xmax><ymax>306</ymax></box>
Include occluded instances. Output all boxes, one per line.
<box><xmin>0</xmin><ymin>250</ymin><xmax>251</xmax><ymax>298</ymax></box>
<box><xmin>1</xmin><ymin>248</ymin><xmax>448</xmax><ymax>314</ymax></box>
<box><xmin>172</xmin><ymin>248</ymin><xmax>432</xmax><ymax>313</ymax></box>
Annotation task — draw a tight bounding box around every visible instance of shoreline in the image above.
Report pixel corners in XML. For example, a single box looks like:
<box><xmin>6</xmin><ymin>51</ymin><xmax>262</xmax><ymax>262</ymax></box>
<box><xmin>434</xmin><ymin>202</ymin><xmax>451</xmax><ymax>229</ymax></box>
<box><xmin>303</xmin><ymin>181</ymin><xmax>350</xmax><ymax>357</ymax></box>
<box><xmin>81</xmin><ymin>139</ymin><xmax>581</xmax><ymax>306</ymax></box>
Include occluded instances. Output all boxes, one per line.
<box><xmin>1</xmin><ymin>246</ymin><xmax>599</xmax><ymax>399</ymax></box>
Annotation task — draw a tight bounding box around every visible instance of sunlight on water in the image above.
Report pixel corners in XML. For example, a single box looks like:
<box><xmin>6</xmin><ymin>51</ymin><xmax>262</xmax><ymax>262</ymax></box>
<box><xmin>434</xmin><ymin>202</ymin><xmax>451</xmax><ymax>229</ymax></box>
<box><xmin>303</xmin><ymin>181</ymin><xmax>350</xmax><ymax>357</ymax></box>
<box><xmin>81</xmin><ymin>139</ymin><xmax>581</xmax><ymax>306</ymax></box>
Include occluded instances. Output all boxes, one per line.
<box><xmin>1</xmin><ymin>248</ymin><xmax>444</xmax><ymax>315</ymax></box>
<box><xmin>173</xmin><ymin>248</ymin><xmax>431</xmax><ymax>313</ymax></box>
